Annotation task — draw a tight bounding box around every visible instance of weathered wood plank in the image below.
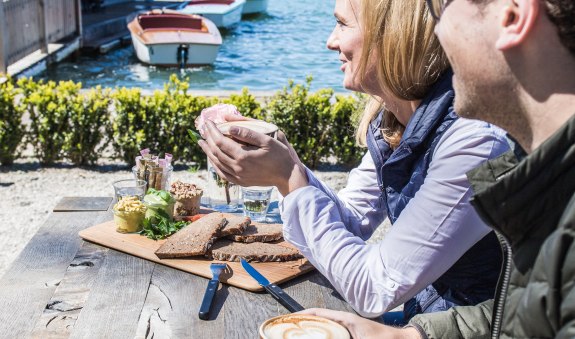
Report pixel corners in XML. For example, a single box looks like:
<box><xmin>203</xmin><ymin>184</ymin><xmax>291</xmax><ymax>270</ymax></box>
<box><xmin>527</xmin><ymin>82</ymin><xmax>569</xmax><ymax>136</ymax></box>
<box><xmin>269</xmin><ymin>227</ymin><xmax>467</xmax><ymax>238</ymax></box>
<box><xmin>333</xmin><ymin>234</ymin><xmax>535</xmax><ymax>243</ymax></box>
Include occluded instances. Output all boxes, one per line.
<box><xmin>0</xmin><ymin>205</ymin><xmax>112</xmax><ymax>338</ymax></box>
<box><xmin>69</xmin><ymin>250</ymin><xmax>155</xmax><ymax>339</ymax></box>
<box><xmin>75</xmin><ymin>0</ymin><xmax>82</xmax><ymax>41</ymax></box>
<box><xmin>0</xmin><ymin>0</ymin><xmax>6</xmax><ymax>72</ymax></box>
<box><xmin>281</xmin><ymin>272</ymin><xmax>327</xmax><ymax>314</ymax></box>
<box><xmin>39</xmin><ymin>0</ymin><xmax>48</xmax><ymax>53</ymax></box>
<box><xmin>30</xmin><ymin>242</ymin><xmax>108</xmax><ymax>339</ymax></box>
<box><xmin>134</xmin><ymin>264</ymin><xmax>225</xmax><ymax>339</ymax></box>
<box><xmin>2</xmin><ymin>0</ymin><xmax>78</xmax><ymax>65</ymax></box>
<box><xmin>53</xmin><ymin>197</ymin><xmax>113</xmax><ymax>212</ymax></box>
<box><xmin>4</xmin><ymin>0</ymin><xmax>42</xmax><ymax>64</ymax></box>
<box><xmin>223</xmin><ymin>282</ymin><xmax>279</xmax><ymax>338</ymax></box>
<box><xmin>311</xmin><ymin>273</ymin><xmax>357</xmax><ymax>313</ymax></box>
<box><xmin>45</xmin><ymin>0</ymin><xmax>78</xmax><ymax>41</ymax></box>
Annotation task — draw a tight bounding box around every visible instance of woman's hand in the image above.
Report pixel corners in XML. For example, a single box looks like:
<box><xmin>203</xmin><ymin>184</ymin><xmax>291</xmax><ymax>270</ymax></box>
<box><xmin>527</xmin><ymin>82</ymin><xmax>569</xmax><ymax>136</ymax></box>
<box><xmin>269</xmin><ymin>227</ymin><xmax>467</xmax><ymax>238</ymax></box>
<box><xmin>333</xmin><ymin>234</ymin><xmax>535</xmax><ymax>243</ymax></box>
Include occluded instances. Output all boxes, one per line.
<box><xmin>297</xmin><ymin>308</ymin><xmax>422</xmax><ymax>339</ymax></box>
<box><xmin>198</xmin><ymin>120</ymin><xmax>309</xmax><ymax>196</ymax></box>
<box><xmin>194</xmin><ymin>103</ymin><xmax>249</xmax><ymax>137</ymax></box>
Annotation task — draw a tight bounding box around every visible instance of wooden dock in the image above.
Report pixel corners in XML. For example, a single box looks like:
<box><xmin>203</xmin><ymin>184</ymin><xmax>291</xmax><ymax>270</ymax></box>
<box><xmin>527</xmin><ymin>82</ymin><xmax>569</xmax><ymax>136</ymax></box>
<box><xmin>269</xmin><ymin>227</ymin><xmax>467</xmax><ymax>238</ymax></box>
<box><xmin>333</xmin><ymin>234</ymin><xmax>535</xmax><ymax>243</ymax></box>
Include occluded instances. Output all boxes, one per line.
<box><xmin>0</xmin><ymin>0</ymin><xmax>182</xmax><ymax>79</ymax></box>
<box><xmin>82</xmin><ymin>1</ymin><xmax>183</xmax><ymax>52</ymax></box>
<box><xmin>0</xmin><ymin>0</ymin><xmax>82</xmax><ymax>77</ymax></box>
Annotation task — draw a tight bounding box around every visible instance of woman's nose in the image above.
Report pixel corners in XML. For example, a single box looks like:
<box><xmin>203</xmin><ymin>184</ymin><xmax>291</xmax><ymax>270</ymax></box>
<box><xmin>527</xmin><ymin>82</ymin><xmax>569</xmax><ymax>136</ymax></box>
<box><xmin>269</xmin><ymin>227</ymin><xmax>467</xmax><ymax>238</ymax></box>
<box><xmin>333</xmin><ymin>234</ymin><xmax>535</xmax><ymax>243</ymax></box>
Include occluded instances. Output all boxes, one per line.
<box><xmin>326</xmin><ymin>26</ymin><xmax>339</xmax><ymax>51</ymax></box>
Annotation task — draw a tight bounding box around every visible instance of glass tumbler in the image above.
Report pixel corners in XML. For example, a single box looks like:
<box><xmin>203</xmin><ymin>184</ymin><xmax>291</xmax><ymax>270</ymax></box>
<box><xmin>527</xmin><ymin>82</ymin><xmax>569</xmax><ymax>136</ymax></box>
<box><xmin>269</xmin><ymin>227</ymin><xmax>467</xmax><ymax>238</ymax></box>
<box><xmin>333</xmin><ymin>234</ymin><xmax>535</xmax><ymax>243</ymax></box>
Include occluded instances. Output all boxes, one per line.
<box><xmin>112</xmin><ymin>179</ymin><xmax>147</xmax><ymax>202</ymax></box>
<box><xmin>241</xmin><ymin>186</ymin><xmax>273</xmax><ymax>222</ymax></box>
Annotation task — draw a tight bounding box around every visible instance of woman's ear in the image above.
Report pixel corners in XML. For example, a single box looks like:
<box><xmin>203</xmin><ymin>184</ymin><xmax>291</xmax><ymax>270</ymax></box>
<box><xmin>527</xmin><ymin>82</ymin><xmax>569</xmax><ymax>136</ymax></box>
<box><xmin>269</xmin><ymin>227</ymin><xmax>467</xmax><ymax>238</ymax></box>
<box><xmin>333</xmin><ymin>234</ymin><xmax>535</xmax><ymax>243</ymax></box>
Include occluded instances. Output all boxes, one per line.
<box><xmin>495</xmin><ymin>0</ymin><xmax>540</xmax><ymax>50</ymax></box>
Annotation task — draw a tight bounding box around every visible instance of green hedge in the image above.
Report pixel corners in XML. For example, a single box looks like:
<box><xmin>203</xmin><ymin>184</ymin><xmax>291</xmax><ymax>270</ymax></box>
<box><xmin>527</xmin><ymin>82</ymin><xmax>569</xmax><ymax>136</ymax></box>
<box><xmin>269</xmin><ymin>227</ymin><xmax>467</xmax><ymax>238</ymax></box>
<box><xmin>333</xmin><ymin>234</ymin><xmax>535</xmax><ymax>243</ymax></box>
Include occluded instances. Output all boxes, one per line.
<box><xmin>0</xmin><ymin>78</ymin><xmax>26</xmax><ymax>165</ymax></box>
<box><xmin>110</xmin><ymin>77</ymin><xmax>218</xmax><ymax>164</ymax></box>
<box><xmin>1</xmin><ymin>74</ymin><xmax>365</xmax><ymax>169</ymax></box>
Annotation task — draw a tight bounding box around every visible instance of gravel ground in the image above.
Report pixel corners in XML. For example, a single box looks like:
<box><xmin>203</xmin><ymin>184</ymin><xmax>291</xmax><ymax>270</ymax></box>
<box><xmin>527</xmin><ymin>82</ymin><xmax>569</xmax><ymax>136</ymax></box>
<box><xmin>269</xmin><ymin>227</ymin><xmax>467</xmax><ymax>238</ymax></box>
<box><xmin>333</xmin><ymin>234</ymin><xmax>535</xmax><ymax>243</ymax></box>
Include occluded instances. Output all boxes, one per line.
<box><xmin>0</xmin><ymin>157</ymin><xmax>390</xmax><ymax>279</ymax></box>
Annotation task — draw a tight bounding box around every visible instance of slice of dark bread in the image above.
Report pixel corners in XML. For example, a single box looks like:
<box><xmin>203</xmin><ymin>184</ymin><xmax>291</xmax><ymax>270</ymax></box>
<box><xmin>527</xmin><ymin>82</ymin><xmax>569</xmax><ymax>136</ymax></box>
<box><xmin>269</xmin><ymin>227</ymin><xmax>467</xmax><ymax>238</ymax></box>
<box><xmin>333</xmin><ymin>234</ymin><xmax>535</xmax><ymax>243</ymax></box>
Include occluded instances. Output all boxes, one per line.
<box><xmin>209</xmin><ymin>240</ymin><xmax>303</xmax><ymax>262</ymax></box>
<box><xmin>155</xmin><ymin>213</ymin><xmax>227</xmax><ymax>258</ymax></box>
<box><xmin>227</xmin><ymin>223</ymin><xmax>283</xmax><ymax>243</ymax></box>
<box><xmin>219</xmin><ymin>214</ymin><xmax>250</xmax><ymax>236</ymax></box>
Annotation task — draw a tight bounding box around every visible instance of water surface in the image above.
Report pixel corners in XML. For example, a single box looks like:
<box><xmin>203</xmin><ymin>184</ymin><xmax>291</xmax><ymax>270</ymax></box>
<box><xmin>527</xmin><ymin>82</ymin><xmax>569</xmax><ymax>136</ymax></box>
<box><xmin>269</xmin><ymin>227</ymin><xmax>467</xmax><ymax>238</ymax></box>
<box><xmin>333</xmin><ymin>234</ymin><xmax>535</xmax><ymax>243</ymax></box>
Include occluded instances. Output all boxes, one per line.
<box><xmin>40</xmin><ymin>0</ymin><xmax>347</xmax><ymax>92</ymax></box>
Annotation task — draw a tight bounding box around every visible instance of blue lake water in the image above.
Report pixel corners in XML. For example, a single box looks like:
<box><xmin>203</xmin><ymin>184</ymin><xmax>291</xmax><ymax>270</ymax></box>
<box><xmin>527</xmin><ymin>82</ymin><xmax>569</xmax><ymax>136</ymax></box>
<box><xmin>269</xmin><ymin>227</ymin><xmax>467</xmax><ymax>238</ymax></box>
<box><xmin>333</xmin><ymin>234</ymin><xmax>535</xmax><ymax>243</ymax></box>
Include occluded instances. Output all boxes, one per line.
<box><xmin>40</xmin><ymin>0</ymin><xmax>348</xmax><ymax>92</ymax></box>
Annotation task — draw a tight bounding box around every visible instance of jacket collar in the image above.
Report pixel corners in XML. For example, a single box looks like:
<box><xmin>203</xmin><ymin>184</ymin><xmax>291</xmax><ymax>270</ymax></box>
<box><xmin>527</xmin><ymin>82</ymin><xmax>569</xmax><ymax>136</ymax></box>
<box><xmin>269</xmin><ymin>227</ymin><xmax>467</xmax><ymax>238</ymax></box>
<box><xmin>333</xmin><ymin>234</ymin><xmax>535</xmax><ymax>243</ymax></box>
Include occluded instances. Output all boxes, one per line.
<box><xmin>400</xmin><ymin>69</ymin><xmax>455</xmax><ymax>150</ymax></box>
<box><xmin>374</xmin><ymin>69</ymin><xmax>456</xmax><ymax>166</ymax></box>
<box><xmin>467</xmin><ymin>115</ymin><xmax>575</xmax><ymax>272</ymax></box>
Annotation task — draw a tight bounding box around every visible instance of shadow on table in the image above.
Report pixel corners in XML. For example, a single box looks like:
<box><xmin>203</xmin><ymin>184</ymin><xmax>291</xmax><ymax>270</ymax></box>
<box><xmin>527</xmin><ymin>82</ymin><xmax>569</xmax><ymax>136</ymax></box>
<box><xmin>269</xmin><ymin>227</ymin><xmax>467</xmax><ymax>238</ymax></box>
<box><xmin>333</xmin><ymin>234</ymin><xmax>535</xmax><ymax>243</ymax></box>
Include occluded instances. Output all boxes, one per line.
<box><xmin>282</xmin><ymin>270</ymin><xmax>347</xmax><ymax>303</ymax></box>
<box><xmin>0</xmin><ymin>161</ymin><xmax>131</xmax><ymax>173</ymax></box>
<box><xmin>204</xmin><ymin>284</ymin><xmax>231</xmax><ymax>321</ymax></box>
<box><xmin>0</xmin><ymin>160</ymin><xmax>201</xmax><ymax>173</ymax></box>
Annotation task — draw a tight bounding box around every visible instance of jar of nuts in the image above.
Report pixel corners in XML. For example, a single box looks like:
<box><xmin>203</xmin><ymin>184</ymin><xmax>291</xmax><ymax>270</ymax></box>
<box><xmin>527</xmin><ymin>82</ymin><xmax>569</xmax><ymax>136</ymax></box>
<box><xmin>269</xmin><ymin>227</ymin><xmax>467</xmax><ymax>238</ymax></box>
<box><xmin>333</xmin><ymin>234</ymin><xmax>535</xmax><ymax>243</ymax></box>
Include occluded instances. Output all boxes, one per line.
<box><xmin>170</xmin><ymin>181</ymin><xmax>203</xmax><ymax>216</ymax></box>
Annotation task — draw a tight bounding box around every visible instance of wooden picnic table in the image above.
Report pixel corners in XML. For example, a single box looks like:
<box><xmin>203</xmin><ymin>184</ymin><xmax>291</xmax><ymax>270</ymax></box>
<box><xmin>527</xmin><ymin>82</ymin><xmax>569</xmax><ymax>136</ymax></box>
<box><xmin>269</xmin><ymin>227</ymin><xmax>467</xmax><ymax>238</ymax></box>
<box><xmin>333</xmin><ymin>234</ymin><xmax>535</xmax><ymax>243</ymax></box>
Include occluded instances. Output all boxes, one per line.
<box><xmin>0</xmin><ymin>197</ymin><xmax>355</xmax><ymax>338</ymax></box>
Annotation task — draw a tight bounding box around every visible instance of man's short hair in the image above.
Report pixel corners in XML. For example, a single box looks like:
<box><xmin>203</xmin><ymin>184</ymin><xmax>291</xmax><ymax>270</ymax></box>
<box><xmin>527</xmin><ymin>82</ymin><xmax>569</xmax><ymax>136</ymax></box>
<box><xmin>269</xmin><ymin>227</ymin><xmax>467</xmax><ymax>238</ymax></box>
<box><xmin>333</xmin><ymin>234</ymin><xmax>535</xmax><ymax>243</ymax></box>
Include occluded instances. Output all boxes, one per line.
<box><xmin>544</xmin><ymin>0</ymin><xmax>575</xmax><ymax>55</ymax></box>
<box><xmin>472</xmin><ymin>0</ymin><xmax>575</xmax><ymax>55</ymax></box>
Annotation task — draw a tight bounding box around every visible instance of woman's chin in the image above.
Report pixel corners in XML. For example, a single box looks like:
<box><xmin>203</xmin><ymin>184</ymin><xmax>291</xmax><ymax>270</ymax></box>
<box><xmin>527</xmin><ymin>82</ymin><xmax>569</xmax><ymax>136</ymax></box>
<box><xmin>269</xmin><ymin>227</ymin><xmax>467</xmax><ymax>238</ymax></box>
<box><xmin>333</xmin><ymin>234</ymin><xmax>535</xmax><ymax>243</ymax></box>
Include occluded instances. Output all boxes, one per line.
<box><xmin>342</xmin><ymin>80</ymin><xmax>361</xmax><ymax>93</ymax></box>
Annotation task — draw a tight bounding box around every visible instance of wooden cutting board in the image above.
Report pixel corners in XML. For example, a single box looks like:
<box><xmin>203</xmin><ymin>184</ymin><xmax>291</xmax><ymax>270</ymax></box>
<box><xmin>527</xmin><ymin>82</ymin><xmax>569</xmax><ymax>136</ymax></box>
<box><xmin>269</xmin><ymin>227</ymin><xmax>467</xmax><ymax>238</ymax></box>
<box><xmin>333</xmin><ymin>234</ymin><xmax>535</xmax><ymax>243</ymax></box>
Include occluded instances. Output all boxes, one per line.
<box><xmin>79</xmin><ymin>220</ymin><xmax>315</xmax><ymax>291</ymax></box>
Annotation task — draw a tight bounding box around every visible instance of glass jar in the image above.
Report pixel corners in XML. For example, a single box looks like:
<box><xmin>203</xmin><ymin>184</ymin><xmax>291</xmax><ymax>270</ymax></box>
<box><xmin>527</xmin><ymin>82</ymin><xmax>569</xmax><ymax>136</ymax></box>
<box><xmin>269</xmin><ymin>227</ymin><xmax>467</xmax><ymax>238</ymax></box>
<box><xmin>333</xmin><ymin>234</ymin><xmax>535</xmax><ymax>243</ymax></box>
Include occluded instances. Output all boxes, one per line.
<box><xmin>132</xmin><ymin>164</ymin><xmax>173</xmax><ymax>192</ymax></box>
<box><xmin>113</xmin><ymin>208</ymin><xmax>146</xmax><ymax>233</ymax></box>
<box><xmin>143</xmin><ymin>199</ymin><xmax>175</xmax><ymax>223</ymax></box>
<box><xmin>206</xmin><ymin>159</ymin><xmax>240</xmax><ymax>212</ymax></box>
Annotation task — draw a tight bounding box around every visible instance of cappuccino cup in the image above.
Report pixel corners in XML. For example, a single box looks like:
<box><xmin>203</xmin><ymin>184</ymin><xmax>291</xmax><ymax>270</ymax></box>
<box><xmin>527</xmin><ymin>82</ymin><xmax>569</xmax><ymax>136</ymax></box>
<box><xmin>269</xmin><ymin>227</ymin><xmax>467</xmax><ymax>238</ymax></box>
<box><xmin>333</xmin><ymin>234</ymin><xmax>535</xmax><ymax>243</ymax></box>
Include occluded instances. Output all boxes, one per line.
<box><xmin>259</xmin><ymin>314</ymin><xmax>350</xmax><ymax>339</ymax></box>
<box><xmin>217</xmin><ymin>120</ymin><xmax>278</xmax><ymax>138</ymax></box>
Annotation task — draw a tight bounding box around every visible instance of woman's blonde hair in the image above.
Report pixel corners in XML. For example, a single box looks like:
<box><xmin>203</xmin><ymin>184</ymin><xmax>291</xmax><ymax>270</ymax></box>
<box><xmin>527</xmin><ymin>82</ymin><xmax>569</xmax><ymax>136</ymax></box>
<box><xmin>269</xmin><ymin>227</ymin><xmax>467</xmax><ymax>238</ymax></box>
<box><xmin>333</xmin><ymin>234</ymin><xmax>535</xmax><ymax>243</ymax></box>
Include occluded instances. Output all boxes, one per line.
<box><xmin>354</xmin><ymin>0</ymin><xmax>450</xmax><ymax>148</ymax></box>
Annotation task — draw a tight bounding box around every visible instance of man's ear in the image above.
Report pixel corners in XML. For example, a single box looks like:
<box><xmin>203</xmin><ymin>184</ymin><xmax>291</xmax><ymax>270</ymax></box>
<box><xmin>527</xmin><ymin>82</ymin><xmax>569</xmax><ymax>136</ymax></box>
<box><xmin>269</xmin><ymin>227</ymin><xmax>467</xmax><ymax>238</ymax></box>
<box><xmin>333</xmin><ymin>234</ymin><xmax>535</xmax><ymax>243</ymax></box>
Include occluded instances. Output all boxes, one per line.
<box><xmin>495</xmin><ymin>0</ymin><xmax>540</xmax><ymax>50</ymax></box>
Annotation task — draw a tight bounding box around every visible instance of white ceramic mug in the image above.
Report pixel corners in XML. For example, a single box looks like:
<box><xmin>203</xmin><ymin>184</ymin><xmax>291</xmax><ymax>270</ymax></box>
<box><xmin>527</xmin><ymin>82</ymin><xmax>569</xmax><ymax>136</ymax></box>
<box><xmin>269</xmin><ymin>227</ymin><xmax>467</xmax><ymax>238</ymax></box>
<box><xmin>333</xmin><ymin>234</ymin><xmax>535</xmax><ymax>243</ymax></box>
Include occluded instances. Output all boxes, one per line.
<box><xmin>259</xmin><ymin>314</ymin><xmax>351</xmax><ymax>339</ymax></box>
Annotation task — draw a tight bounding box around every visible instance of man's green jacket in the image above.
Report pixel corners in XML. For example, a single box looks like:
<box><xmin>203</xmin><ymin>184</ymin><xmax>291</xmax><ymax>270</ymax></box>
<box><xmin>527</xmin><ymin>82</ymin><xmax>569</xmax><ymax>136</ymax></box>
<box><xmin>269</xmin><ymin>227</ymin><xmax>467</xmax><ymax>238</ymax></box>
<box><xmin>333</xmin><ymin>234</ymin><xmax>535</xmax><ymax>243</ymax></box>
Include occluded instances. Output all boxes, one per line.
<box><xmin>409</xmin><ymin>116</ymin><xmax>575</xmax><ymax>338</ymax></box>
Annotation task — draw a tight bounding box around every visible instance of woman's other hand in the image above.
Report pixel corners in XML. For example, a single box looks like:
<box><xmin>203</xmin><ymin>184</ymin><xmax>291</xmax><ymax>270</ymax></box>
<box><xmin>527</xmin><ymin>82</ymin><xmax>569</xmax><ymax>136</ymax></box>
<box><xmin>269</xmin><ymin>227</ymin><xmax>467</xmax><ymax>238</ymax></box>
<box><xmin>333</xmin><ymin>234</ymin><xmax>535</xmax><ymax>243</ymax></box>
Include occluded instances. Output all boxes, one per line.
<box><xmin>297</xmin><ymin>308</ymin><xmax>422</xmax><ymax>339</ymax></box>
<box><xmin>198</xmin><ymin>120</ymin><xmax>309</xmax><ymax>196</ymax></box>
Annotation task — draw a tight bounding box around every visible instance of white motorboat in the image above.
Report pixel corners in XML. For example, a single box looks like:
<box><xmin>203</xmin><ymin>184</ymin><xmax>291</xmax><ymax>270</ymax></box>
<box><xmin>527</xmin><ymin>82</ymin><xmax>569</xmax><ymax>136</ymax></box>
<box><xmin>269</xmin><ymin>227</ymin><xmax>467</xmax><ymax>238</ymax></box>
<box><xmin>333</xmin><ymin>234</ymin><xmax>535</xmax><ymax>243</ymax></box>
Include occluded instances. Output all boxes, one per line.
<box><xmin>127</xmin><ymin>10</ymin><xmax>222</xmax><ymax>67</ymax></box>
<box><xmin>178</xmin><ymin>0</ymin><xmax>246</xmax><ymax>28</ymax></box>
<box><xmin>242</xmin><ymin>0</ymin><xmax>269</xmax><ymax>14</ymax></box>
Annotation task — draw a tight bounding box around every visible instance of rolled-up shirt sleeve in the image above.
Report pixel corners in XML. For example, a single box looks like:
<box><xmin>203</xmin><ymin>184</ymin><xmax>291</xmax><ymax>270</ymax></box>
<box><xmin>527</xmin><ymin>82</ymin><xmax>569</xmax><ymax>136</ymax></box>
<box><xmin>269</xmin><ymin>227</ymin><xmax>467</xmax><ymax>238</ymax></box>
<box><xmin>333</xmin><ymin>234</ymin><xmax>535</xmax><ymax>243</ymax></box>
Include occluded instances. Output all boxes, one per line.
<box><xmin>280</xmin><ymin>119</ymin><xmax>509</xmax><ymax>318</ymax></box>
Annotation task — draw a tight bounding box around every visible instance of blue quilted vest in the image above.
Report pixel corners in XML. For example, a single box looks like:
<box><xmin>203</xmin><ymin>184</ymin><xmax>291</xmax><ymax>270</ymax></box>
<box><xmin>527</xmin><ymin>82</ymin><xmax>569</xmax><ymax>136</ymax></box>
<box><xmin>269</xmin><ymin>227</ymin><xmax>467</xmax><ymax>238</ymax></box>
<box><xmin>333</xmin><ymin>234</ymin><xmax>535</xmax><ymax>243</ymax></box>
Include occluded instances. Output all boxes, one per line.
<box><xmin>366</xmin><ymin>71</ymin><xmax>501</xmax><ymax>321</ymax></box>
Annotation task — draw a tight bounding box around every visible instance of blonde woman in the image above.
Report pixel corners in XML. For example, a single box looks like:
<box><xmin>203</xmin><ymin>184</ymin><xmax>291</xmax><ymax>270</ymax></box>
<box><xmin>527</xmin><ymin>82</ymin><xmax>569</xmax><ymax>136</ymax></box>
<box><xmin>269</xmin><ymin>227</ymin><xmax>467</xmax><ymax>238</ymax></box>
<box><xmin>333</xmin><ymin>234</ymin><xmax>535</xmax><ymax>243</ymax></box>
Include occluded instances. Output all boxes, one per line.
<box><xmin>199</xmin><ymin>0</ymin><xmax>509</xmax><ymax>322</ymax></box>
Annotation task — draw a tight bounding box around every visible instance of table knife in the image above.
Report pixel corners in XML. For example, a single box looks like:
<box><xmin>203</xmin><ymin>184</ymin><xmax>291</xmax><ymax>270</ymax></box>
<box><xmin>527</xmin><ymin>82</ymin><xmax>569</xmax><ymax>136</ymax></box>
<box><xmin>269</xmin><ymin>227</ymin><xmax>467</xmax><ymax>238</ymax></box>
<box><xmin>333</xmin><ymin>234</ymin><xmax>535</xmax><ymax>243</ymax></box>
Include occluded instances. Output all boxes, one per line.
<box><xmin>240</xmin><ymin>258</ymin><xmax>304</xmax><ymax>312</ymax></box>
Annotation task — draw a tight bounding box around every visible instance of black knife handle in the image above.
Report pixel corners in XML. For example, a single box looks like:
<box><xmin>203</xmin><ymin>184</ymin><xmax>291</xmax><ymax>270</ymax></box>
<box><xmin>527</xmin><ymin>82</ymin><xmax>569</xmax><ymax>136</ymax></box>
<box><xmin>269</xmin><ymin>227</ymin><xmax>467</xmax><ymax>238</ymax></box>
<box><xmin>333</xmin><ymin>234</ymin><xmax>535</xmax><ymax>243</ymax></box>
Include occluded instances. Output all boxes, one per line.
<box><xmin>199</xmin><ymin>279</ymin><xmax>219</xmax><ymax>320</ymax></box>
<box><xmin>265</xmin><ymin>283</ymin><xmax>304</xmax><ymax>312</ymax></box>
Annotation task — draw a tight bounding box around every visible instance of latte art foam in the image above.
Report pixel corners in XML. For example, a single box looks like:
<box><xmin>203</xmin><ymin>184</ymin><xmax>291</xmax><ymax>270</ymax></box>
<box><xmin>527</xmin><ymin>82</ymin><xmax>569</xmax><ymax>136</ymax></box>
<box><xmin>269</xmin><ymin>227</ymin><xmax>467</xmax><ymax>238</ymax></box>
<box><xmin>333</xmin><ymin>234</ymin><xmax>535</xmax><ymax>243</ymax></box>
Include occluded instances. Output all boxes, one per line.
<box><xmin>260</xmin><ymin>315</ymin><xmax>350</xmax><ymax>339</ymax></box>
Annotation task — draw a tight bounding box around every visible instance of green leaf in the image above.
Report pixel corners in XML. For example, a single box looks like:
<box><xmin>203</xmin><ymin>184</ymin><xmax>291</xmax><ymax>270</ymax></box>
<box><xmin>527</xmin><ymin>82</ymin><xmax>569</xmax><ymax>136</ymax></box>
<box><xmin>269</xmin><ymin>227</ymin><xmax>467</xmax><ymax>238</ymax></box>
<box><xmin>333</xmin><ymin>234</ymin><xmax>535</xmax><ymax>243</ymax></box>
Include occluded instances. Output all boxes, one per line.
<box><xmin>188</xmin><ymin>129</ymin><xmax>201</xmax><ymax>143</ymax></box>
<box><xmin>158</xmin><ymin>190</ymin><xmax>171</xmax><ymax>202</ymax></box>
<box><xmin>139</xmin><ymin>210</ymin><xmax>189</xmax><ymax>240</ymax></box>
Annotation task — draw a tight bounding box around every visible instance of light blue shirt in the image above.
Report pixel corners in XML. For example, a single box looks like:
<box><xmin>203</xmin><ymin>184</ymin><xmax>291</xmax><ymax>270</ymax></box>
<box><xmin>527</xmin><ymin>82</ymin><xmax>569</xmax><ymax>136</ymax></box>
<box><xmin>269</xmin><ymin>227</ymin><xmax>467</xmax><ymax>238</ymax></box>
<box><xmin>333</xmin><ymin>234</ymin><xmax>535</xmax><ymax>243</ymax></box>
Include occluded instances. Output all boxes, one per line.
<box><xmin>279</xmin><ymin>118</ymin><xmax>509</xmax><ymax>318</ymax></box>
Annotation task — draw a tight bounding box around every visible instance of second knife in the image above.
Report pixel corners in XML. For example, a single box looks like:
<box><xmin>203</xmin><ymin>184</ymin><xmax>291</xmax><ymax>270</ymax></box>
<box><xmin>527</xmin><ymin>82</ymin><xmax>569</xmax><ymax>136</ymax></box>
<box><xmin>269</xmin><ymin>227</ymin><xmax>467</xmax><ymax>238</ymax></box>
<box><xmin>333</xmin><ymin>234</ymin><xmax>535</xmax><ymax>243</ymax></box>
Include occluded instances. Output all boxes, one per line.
<box><xmin>241</xmin><ymin>258</ymin><xmax>304</xmax><ymax>312</ymax></box>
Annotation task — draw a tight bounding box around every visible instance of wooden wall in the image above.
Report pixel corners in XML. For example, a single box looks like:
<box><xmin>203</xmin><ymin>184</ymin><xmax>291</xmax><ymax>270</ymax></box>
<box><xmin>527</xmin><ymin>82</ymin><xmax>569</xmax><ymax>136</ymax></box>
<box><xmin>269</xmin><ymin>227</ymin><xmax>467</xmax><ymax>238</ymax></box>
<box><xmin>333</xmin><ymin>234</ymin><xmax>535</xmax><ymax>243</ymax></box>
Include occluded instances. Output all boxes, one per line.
<box><xmin>45</xmin><ymin>0</ymin><xmax>81</xmax><ymax>43</ymax></box>
<box><xmin>0</xmin><ymin>0</ymin><xmax>81</xmax><ymax>73</ymax></box>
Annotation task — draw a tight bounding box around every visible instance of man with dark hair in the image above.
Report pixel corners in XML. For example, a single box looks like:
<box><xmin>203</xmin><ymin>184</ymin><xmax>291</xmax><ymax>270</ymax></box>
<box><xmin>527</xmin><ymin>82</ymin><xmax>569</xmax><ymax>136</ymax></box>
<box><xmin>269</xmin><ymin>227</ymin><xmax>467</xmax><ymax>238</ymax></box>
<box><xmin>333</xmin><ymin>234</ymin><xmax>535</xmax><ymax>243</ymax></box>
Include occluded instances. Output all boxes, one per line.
<box><xmin>299</xmin><ymin>0</ymin><xmax>575</xmax><ymax>337</ymax></box>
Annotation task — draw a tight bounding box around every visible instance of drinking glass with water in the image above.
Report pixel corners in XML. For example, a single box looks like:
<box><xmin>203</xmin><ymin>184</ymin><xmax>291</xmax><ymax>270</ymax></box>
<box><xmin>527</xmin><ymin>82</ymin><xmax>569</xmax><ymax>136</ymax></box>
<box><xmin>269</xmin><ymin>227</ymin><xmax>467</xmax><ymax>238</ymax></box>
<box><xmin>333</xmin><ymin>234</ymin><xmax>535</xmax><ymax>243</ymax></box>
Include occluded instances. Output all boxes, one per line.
<box><xmin>241</xmin><ymin>186</ymin><xmax>273</xmax><ymax>222</ymax></box>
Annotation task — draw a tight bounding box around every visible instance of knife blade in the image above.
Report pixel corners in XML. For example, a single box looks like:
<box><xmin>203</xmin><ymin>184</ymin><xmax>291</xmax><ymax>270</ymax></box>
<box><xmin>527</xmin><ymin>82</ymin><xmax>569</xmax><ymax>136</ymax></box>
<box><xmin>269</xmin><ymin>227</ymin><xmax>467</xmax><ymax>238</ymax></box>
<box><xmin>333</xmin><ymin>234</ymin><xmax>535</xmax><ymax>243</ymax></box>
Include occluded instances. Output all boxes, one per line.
<box><xmin>241</xmin><ymin>258</ymin><xmax>304</xmax><ymax>312</ymax></box>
